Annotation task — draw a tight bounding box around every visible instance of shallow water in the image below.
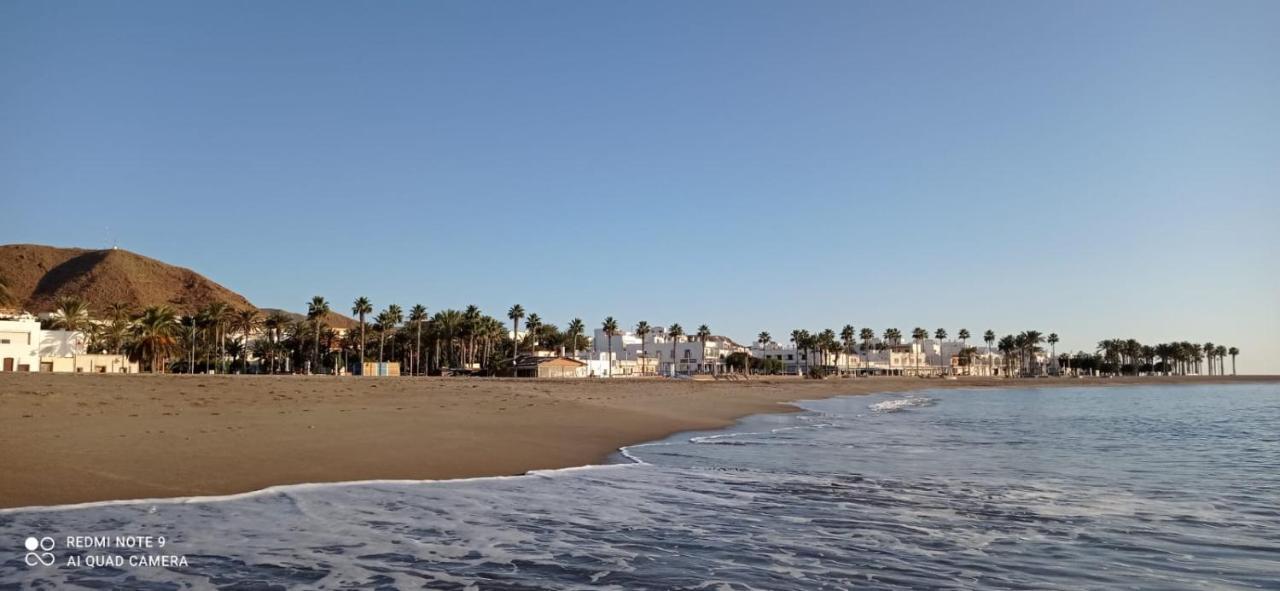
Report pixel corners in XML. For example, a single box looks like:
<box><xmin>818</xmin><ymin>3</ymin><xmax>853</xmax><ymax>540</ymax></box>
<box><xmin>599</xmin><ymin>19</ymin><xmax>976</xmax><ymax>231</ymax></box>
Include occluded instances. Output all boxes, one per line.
<box><xmin>3</xmin><ymin>383</ymin><xmax>1278</xmax><ymax>589</ymax></box>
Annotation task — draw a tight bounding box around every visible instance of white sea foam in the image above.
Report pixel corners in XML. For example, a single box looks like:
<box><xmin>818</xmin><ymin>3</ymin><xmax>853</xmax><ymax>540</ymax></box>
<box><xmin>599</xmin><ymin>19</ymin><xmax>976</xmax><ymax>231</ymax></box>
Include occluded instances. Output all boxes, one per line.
<box><xmin>868</xmin><ymin>396</ymin><xmax>938</xmax><ymax>413</ymax></box>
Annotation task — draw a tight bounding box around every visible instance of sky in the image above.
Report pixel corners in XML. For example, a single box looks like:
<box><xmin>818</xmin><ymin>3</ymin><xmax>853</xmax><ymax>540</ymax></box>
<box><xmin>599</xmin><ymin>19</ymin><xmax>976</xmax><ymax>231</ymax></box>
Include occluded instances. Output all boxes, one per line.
<box><xmin>2</xmin><ymin>1</ymin><xmax>1278</xmax><ymax>373</ymax></box>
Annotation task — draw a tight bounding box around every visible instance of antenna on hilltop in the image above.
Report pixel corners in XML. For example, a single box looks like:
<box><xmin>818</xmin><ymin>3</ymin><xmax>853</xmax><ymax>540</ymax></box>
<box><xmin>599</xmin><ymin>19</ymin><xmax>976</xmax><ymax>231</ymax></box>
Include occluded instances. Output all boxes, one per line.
<box><xmin>107</xmin><ymin>225</ymin><xmax>118</xmax><ymax>250</ymax></box>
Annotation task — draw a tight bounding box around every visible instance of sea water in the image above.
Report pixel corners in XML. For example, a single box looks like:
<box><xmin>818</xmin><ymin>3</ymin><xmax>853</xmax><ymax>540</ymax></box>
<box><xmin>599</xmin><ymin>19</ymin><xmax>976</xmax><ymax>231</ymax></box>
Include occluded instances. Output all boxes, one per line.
<box><xmin>2</xmin><ymin>383</ymin><xmax>1278</xmax><ymax>589</ymax></box>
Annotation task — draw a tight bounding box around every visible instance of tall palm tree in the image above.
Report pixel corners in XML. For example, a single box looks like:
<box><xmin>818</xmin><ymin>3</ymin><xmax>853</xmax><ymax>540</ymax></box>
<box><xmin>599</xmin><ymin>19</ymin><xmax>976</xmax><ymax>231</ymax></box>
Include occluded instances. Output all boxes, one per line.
<box><xmin>375</xmin><ymin>309</ymin><xmax>392</xmax><ymax>364</ymax></box>
<box><xmin>911</xmin><ymin>327</ymin><xmax>928</xmax><ymax>375</ymax></box>
<box><xmin>1202</xmin><ymin>342</ymin><xmax>1216</xmax><ymax>376</ymax></box>
<box><xmin>602</xmin><ymin>317</ymin><xmax>619</xmax><ymax>376</ymax></box>
<box><xmin>635</xmin><ymin>321</ymin><xmax>651</xmax><ymax>370</ymax></box>
<box><xmin>133</xmin><ymin>305</ymin><xmax>179</xmax><ymax>373</ymax></box>
<box><xmin>1021</xmin><ymin>331</ymin><xmax>1045</xmax><ymax>375</ymax></box>
<box><xmin>507</xmin><ymin>305</ymin><xmax>525</xmax><ymax>359</ymax></box>
<box><xmin>998</xmin><ymin>335</ymin><xmax>1016</xmax><ymax>376</ymax></box>
<box><xmin>1228</xmin><ymin>346</ymin><xmax>1239</xmax><ymax>375</ymax></box>
<box><xmin>263</xmin><ymin>311</ymin><xmax>289</xmax><ymax>374</ymax></box>
<box><xmin>1047</xmin><ymin>333</ymin><xmax>1060</xmax><ymax>374</ymax></box>
<box><xmin>203</xmin><ymin>302</ymin><xmax>233</xmax><ymax>374</ymax></box>
<box><xmin>409</xmin><ymin>304</ymin><xmax>427</xmax><ymax>376</ymax></box>
<box><xmin>566</xmin><ymin>318</ymin><xmax>585</xmax><ymax>358</ymax></box>
<box><xmin>306</xmin><ymin>296</ymin><xmax>330</xmax><ymax>374</ymax></box>
<box><xmin>933</xmin><ymin>328</ymin><xmax>948</xmax><ymax>373</ymax></box>
<box><xmin>1214</xmin><ymin>345</ymin><xmax>1227</xmax><ymax>376</ymax></box>
<box><xmin>697</xmin><ymin>324</ymin><xmax>712</xmax><ymax>374</ymax></box>
<box><xmin>386</xmin><ymin>304</ymin><xmax>403</xmax><ymax>364</ymax></box>
<box><xmin>525</xmin><ymin>313</ymin><xmax>543</xmax><ymax>353</ymax></box>
<box><xmin>234</xmin><ymin>309</ymin><xmax>261</xmax><ymax>373</ymax></box>
<box><xmin>668</xmin><ymin>323</ymin><xmax>685</xmax><ymax>376</ymax></box>
<box><xmin>984</xmin><ymin>330</ymin><xmax>996</xmax><ymax>356</ymax></box>
<box><xmin>51</xmin><ymin>296</ymin><xmax>92</xmax><ymax>333</ymax></box>
<box><xmin>352</xmin><ymin>297</ymin><xmax>372</xmax><ymax>365</ymax></box>
<box><xmin>840</xmin><ymin>325</ymin><xmax>855</xmax><ymax>375</ymax></box>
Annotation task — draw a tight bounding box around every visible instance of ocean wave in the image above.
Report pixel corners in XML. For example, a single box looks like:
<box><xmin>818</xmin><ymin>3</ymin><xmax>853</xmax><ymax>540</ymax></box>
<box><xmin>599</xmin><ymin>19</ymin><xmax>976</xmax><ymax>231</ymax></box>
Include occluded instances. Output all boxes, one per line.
<box><xmin>869</xmin><ymin>396</ymin><xmax>938</xmax><ymax>413</ymax></box>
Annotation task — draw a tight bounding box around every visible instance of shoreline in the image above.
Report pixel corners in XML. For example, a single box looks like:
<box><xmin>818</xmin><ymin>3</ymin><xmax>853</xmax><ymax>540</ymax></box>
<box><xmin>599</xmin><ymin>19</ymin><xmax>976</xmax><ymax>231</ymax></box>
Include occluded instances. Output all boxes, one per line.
<box><xmin>2</xmin><ymin>373</ymin><xmax>1275</xmax><ymax>510</ymax></box>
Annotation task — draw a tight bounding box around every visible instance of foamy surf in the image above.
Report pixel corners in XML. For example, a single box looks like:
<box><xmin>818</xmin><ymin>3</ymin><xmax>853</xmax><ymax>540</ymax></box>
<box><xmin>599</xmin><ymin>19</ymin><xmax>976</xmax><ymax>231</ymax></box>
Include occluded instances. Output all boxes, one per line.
<box><xmin>869</xmin><ymin>395</ymin><xmax>938</xmax><ymax>413</ymax></box>
<box><xmin>3</xmin><ymin>384</ymin><xmax>1277</xmax><ymax>590</ymax></box>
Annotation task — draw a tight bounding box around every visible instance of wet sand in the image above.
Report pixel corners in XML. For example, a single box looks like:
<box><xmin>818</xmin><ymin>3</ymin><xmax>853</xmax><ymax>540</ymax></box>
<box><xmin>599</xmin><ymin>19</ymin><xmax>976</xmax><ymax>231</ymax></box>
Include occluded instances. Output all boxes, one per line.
<box><xmin>1</xmin><ymin>373</ymin><xmax>1273</xmax><ymax>509</ymax></box>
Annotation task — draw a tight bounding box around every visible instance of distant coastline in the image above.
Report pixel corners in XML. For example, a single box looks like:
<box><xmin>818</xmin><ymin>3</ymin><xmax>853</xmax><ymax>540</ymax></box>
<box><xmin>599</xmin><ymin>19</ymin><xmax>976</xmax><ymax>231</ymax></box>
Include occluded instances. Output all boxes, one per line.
<box><xmin>2</xmin><ymin>373</ymin><xmax>1275</xmax><ymax>510</ymax></box>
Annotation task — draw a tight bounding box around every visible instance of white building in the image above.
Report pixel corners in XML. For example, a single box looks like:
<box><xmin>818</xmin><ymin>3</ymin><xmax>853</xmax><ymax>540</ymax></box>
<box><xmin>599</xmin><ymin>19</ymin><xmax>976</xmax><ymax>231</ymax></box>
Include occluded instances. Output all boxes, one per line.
<box><xmin>590</xmin><ymin>327</ymin><xmax>748</xmax><ymax>376</ymax></box>
<box><xmin>0</xmin><ymin>315</ymin><xmax>42</xmax><ymax>372</ymax></box>
<box><xmin>1</xmin><ymin>313</ymin><xmax>137</xmax><ymax>373</ymax></box>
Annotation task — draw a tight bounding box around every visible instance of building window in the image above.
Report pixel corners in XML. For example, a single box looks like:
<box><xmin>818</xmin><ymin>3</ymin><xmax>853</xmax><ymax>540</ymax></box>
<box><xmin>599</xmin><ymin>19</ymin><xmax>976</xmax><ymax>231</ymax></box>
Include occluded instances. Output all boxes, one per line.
<box><xmin>0</xmin><ymin>339</ymin><xmax>9</xmax><ymax>344</ymax></box>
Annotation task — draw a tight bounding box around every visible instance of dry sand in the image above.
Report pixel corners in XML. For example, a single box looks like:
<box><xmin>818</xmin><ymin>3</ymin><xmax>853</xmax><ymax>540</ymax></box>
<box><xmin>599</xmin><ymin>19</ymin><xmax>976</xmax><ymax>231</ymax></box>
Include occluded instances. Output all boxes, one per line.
<box><xmin>1</xmin><ymin>373</ymin><xmax>1274</xmax><ymax>509</ymax></box>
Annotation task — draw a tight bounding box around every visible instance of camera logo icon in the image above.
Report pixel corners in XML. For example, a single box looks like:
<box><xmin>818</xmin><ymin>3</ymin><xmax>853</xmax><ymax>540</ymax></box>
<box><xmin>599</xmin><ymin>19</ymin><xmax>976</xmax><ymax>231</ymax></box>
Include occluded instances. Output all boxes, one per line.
<box><xmin>24</xmin><ymin>536</ymin><xmax>56</xmax><ymax>567</ymax></box>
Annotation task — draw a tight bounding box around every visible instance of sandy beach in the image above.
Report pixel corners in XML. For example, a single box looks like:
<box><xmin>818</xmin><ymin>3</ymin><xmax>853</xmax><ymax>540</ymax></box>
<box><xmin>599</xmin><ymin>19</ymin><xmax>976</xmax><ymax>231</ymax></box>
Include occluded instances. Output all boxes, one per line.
<box><xmin>1</xmin><ymin>373</ymin><xmax>1274</xmax><ymax>509</ymax></box>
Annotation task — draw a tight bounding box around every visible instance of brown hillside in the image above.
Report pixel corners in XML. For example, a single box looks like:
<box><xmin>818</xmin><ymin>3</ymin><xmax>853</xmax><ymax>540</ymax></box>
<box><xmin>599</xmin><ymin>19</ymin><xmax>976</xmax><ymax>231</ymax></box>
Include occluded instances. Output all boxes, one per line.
<box><xmin>260</xmin><ymin>308</ymin><xmax>359</xmax><ymax>330</ymax></box>
<box><xmin>0</xmin><ymin>244</ymin><xmax>255</xmax><ymax>315</ymax></box>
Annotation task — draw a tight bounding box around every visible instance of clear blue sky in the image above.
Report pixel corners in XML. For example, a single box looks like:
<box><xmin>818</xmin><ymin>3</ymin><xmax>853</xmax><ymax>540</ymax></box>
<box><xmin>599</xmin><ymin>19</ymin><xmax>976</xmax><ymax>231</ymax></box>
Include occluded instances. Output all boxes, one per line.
<box><xmin>3</xmin><ymin>1</ymin><xmax>1277</xmax><ymax>372</ymax></box>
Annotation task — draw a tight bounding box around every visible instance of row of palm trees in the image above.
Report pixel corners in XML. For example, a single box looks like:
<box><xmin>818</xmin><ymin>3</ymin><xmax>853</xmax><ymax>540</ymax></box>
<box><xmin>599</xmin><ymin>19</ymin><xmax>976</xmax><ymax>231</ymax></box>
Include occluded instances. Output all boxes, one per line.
<box><xmin>1091</xmin><ymin>339</ymin><xmax>1240</xmax><ymax>376</ymax></box>
<box><xmin>770</xmin><ymin>326</ymin><xmax>1059</xmax><ymax>376</ymax></box>
<box><xmin>22</xmin><ymin>293</ymin><xmax>1245</xmax><ymax>378</ymax></box>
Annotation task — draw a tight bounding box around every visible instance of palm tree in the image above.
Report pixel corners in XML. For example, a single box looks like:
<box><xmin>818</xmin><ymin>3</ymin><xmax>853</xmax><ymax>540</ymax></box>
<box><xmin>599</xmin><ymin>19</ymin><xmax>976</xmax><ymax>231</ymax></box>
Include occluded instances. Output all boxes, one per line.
<box><xmin>566</xmin><ymin>318</ymin><xmax>585</xmax><ymax>358</ymax></box>
<box><xmin>934</xmin><ymin>328</ymin><xmax>948</xmax><ymax>373</ymax></box>
<box><xmin>885</xmin><ymin>328</ymin><xmax>902</xmax><ymax>346</ymax></box>
<box><xmin>1214</xmin><ymin>345</ymin><xmax>1226</xmax><ymax>376</ymax></box>
<box><xmin>263</xmin><ymin>312</ymin><xmax>289</xmax><ymax>370</ymax></box>
<box><xmin>756</xmin><ymin>331</ymin><xmax>771</xmax><ymax>369</ymax></box>
<box><xmin>840</xmin><ymin>325</ymin><xmax>855</xmax><ymax>375</ymax></box>
<box><xmin>668</xmin><ymin>323</ymin><xmax>684</xmax><ymax>376</ymax></box>
<box><xmin>1228</xmin><ymin>346</ymin><xmax>1239</xmax><ymax>375</ymax></box>
<box><xmin>602</xmin><ymin>317</ymin><xmax>619</xmax><ymax>376</ymax></box>
<box><xmin>525</xmin><ymin>313</ymin><xmax>543</xmax><ymax>353</ymax></box>
<box><xmin>352</xmin><ymin>297</ymin><xmax>372</xmax><ymax>365</ymax></box>
<box><xmin>133</xmin><ymin>305</ymin><xmax>179</xmax><ymax>373</ymax></box>
<box><xmin>51</xmin><ymin>296</ymin><xmax>92</xmax><ymax>333</ymax></box>
<box><xmin>1021</xmin><ymin>331</ymin><xmax>1045</xmax><ymax>375</ymax></box>
<box><xmin>998</xmin><ymin>335</ymin><xmax>1016</xmax><ymax>376</ymax></box>
<box><xmin>386</xmin><ymin>304</ymin><xmax>403</xmax><ymax>364</ymax></box>
<box><xmin>635</xmin><ymin>321</ymin><xmax>651</xmax><ymax>372</ymax></box>
<box><xmin>911</xmin><ymin>327</ymin><xmax>928</xmax><ymax>375</ymax></box>
<box><xmin>203</xmin><ymin>302</ymin><xmax>233</xmax><ymax>373</ymax></box>
<box><xmin>697</xmin><ymin>324</ymin><xmax>713</xmax><ymax>374</ymax></box>
<box><xmin>1047</xmin><ymin>333</ymin><xmax>1060</xmax><ymax>374</ymax></box>
<box><xmin>507</xmin><ymin>305</ymin><xmax>525</xmax><ymax>359</ymax></box>
<box><xmin>306</xmin><ymin>297</ymin><xmax>330</xmax><ymax>374</ymax></box>
<box><xmin>1202</xmin><ymin>342</ymin><xmax>1216</xmax><ymax>376</ymax></box>
<box><xmin>984</xmin><ymin>330</ymin><xmax>995</xmax><ymax>356</ymax></box>
<box><xmin>409</xmin><ymin>304</ymin><xmax>427</xmax><ymax>376</ymax></box>
<box><xmin>234</xmin><ymin>309</ymin><xmax>261</xmax><ymax>373</ymax></box>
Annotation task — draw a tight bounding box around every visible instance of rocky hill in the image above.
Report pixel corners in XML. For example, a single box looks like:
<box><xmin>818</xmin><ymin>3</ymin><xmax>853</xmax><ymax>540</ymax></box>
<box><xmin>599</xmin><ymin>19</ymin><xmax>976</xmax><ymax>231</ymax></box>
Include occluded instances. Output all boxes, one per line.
<box><xmin>0</xmin><ymin>244</ymin><xmax>355</xmax><ymax>326</ymax></box>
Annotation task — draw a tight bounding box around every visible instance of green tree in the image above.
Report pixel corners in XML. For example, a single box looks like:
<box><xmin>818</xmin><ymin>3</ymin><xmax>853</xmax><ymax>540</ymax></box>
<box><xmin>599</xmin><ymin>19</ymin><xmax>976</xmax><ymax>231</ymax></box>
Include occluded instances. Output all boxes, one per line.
<box><xmin>566</xmin><ymin>318</ymin><xmax>585</xmax><ymax>358</ymax></box>
<box><xmin>408</xmin><ymin>304</ymin><xmax>427</xmax><ymax>376</ymax></box>
<box><xmin>51</xmin><ymin>296</ymin><xmax>92</xmax><ymax>332</ymax></box>
<box><xmin>234</xmin><ymin>309</ymin><xmax>261</xmax><ymax>373</ymax></box>
<box><xmin>352</xmin><ymin>297</ymin><xmax>372</xmax><ymax>364</ymax></box>
<box><xmin>1228</xmin><ymin>346</ymin><xmax>1239</xmax><ymax>375</ymax></box>
<box><xmin>307</xmin><ymin>297</ymin><xmax>330</xmax><ymax>374</ymax></box>
<box><xmin>602</xmin><ymin>316</ymin><xmax>619</xmax><ymax>376</ymax></box>
<box><xmin>507</xmin><ymin>305</ymin><xmax>525</xmax><ymax>359</ymax></box>
<box><xmin>697</xmin><ymin>324</ymin><xmax>712</xmax><ymax>374</ymax></box>
<box><xmin>911</xmin><ymin>327</ymin><xmax>928</xmax><ymax>375</ymax></box>
<box><xmin>668</xmin><ymin>323</ymin><xmax>685</xmax><ymax>376</ymax></box>
<box><xmin>133</xmin><ymin>306</ymin><xmax>179</xmax><ymax>373</ymax></box>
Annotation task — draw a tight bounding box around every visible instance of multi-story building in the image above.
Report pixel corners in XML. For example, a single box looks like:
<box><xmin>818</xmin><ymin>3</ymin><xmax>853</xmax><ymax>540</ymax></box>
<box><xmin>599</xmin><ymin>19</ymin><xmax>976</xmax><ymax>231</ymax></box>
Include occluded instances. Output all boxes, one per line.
<box><xmin>591</xmin><ymin>327</ymin><xmax>747</xmax><ymax>376</ymax></box>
